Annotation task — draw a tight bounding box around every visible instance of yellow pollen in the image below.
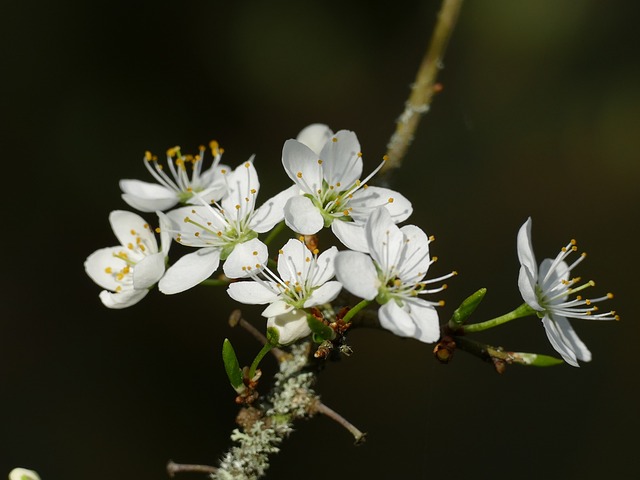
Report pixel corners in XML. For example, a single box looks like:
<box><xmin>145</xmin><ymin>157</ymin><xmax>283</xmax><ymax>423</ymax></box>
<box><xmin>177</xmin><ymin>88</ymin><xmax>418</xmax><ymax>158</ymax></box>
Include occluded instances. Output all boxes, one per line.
<box><xmin>318</xmin><ymin>159</ymin><xmax>323</xmax><ymax>165</ymax></box>
<box><xmin>452</xmin><ymin>271</ymin><xmax>458</xmax><ymax>276</ymax></box>
<box><xmin>343</xmin><ymin>210</ymin><xmax>350</xmax><ymax>216</ymax></box>
<box><xmin>116</xmin><ymin>273</ymin><xmax>124</xmax><ymax>281</ymax></box>
<box><xmin>332</xmin><ymin>137</ymin><xmax>337</xmax><ymax>142</ymax></box>
<box><xmin>355</xmin><ymin>180</ymin><xmax>361</xmax><ymax>186</ymax></box>
<box><xmin>571</xmin><ymin>246</ymin><xmax>578</xmax><ymax>251</ymax></box>
<box><xmin>253</xmin><ymin>251</ymin><xmax>258</xmax><ymax>256</ymax></box>
<box><xmin>242</xmin><ymin>266</ymin><xmax>247</xmax><ymax>271</ymax></box>
<box><xmin>235</xmin><ymin>204</ymin><xmax>241</xmax><ymax>210</ymax></box>
<box><xmin>105</xmin><ymin>267</ymin><xmax>113</xmax><ymax>274</ymax></box>
<box><xmin>183</xmin><ymin>217</ymin><xmax>190</xmax><ymax>223</ymax></box>
<box><xmin>313</xmin><ymin>248</ymin><xmax>319</xmax><ymax>255</ymax></box>
<box><xmin>581</xmin><ymin>252</ymin><xmax>587</xmax><ymax>258</ymax></box>
<box><xmin>432</xmin><ymin>256</ymin><xmax>438</xmax><ymax>262</ymax></box>
<box><xmin>297</xmin><ymin>271</ymin><xmax>302</xmax><ymax>276</ymax></box>
<box><xmin>130</xmin><ymin>229</ymin><xmax>136</xmax><ymax>235</ymax></box>
<box><xmin>245</xmin><ymin>197</ymin><xmax>249</xmax><ymax>202</ymax></box>
<box><xmin>209</xmin><ymin>140</ymin><xmax>220</xmax><ymax>155</ymax></box>
<box><xmin>299</xmin><ymin>236</ymin><xmax>305</xmax><ymax>242</ymax></box>
<box><xmin>383</xmin><ymin>154</ymin><xmax>389</xmax><ymax>161</ymax></box>
<box><xmin>585</xmin><ymin>299</ymin><xmax>592</xmax><ymax>305</ymax></box>
<box><xmin>127</xmin><ymin>243</ymin><xmax>134</xmax><ymax>250</ymax></box>
<box><xmin>115</xmin><ymin>286</ymin><xmax>122</xmax><ymax>292</ymax></box>
<box><xmin>297</xmin><ymin>172</ymin><xmax>303</xmax><ymax>178</ymax></box>
<box><xmin>155</xmin><ymin>227</ymin><xmax>161</xmax><ymax>233</ymax></box>
<box><xmin>438</xmin><ymin>300</ymin><xmax>446</xmax><ymax>307</ymax></box>
<box><xmin>363</xmin><ymin>184</ymin><xmax>368</xmax><ymax>189</ymax></box>
<box><xmin>388</xmin><ymin>197</ymin><xmax>394</xmax><ymax>203</ymax></box>
<box><xmin>443</xmin><ymin>284</ymin><xmax>448</xmax><ymax>289</ymax></box>
<box><xmin>561</xmin><ymin>247</ymin><xmax>567</xmax><ymax>252</ymax></box>
<box><xmin>278</xmin><ymin>249</ymin><xmax>284</xmax><ymax>255</ymax></box>
<box><xmin>336</xmin><ymin>182</ymin><xmax>341</xmax><ymax>187</ymax></box>
<box><xmin>429</xmin><ymin>235</ymin><xmax>435</xmax><ymax>241</ymax></box>
<box><xmin>244</xmin><ymin>162</ymin><xmax>250</xmax><ymax>168</ymax></box>
<box><xmin>607</xmin><ymin>293</ymin><xmax>614</xmax><ymax>299</ymax></box>
<box><xmin>576</xmin><ymin>295</ymin><xmax>582</xmax><ymax>300</ymax></box>
<box><xmin>394</xmin><ymin>279</ymin><xmax>402</xmax><ymax>287</ymax></box>
<box><xmin>570</xmin><ymin>239</ymin><xmax>577</xmax><ymax>245</ymax></box>
<box><xmin>317</xmin><ymin>189</ymin><xmax>322</xmax><ymax>194</ymax></box>
<box><xmin>217</xmin><ymin>231</ymin><xmax>222</xmax><ymax>237</ymax></box>
<box><xmin>255</xmin><ymin>264</ymin><xmax>261</xmax><ymax>268</ymax></box>
<box><xmin>221</xmin><ymin>169</ymin><xmax>227</xmax><ymax>174</ymax></box>
<box><xmin>357</xmin><ymin>152</ymin><xmax>362</xmax><ymax>157</ymax></box>
<box><xmin>305</xmin><ymin>257</ymin><xmax>310</xmax><ymax>263</ymax></box>
<box><xmin>194</xmin><ymin>232</ymin><xmax>200</xmax><ymax>237</ymax></box>
<box><xmin>250</xmin><ymin>189</ymin><xmax>256</xmax><ymax>194</ymax></box>
<box><xmin>145</xmin><ymin>151</ymin><xmax>153</xmax><ymax>161</ymax></box>
<box><xmin>139</xmin><ymin>244</ymin><xmax>146</xmax><ymax>252</ymax></box>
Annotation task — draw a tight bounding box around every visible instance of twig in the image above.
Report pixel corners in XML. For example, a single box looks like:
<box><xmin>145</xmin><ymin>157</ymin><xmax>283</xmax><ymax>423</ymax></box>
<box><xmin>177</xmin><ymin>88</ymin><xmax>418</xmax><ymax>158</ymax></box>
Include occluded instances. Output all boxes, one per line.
<box><xmin>166</xmin><ymin>460</ymin><xmax>217</xmax><ymax>477</ymax></box>
<box><xmin>312</xmin><ymin>401</ymin><xmax>367</xmax><ymax>445</ymax></box>
<box><xmin>382</xmin><ymin>0</ymin><xmax>464</xmax><ymax>179</ymax></box>
<box><xmin>228</xmin><ymin>309</ymin><xmax>287</xmax><ymax>361</ymax></box>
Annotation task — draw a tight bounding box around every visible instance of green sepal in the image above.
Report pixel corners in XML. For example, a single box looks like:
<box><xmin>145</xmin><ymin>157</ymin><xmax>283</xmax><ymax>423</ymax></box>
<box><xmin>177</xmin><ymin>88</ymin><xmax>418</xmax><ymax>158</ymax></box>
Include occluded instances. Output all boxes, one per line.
<box><xmin>450</xmin><ymin>288</ymin><xmax>487</xmax><ymax>326</ymax></box>
<box><xmin>266</xmin><ymin>326</ymin><xmax>280</xmax><ymax>346</ymax></box>
<box><xmin>222</xmin><ymin>338</ymin><xmax>244</xmax><ymax>390</ymax></box>
<box><xmin>307</xmin><ymin>314</ymin><xmax>335</xmax><ymax>342</ymax></box>
<box><xmin>514</xmin><ymin>352</ymin><xmax>565</xmax><ymax>367</ymax></box>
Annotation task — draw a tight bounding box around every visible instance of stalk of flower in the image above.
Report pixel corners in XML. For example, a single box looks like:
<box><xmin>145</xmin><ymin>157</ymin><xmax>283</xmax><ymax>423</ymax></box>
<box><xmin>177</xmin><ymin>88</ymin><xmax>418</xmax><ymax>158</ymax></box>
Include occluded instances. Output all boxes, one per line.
<box><xmin>158</xmin><ymin>159</ymin><xmax>298</xmax><ymax>294</ymax></box>
<box><xmin>282</xmin><ymin>125</ymin><xmax>413</xmax><ymax>252</ymax></box>
<box><xmin>334</xmin><ymin>207</ymin><xmax>456</xmax><ymax>343</ymax></box>
<box><xmin>119</xmin><ymin>141</ymin><xmax>230</xmax><ymax>212</ymax></box>
<box><xmin>227</xmin><ymin>238</ymin><xmax>342</xmax><ymax>345</ymax></box>
<box><xmin>84</xmin><ymin>210</ymin><xmax>171</xmax><ymax>309</ymax></box>
<box><xmin>515</xmin><ymin>216</ymin><xmax>619</xmax><ymax>367</ymax></box>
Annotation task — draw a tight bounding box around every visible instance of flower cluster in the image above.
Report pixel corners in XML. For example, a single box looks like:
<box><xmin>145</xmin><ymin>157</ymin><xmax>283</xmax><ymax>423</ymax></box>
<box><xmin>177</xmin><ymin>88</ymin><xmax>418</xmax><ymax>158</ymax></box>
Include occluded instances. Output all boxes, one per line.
<box><xmin>85</xmin><ymin>124</ymin><xmax>618</xmax><ymax>365</ymax></box>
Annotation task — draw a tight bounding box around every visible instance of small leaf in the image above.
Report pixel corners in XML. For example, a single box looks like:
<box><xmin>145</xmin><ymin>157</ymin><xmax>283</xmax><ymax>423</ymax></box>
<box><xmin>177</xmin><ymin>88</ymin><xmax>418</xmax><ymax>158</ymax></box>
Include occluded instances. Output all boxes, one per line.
<box><xmin>306</xmin><ymin>314</ymin><xmax>335</xmax><ymax>341</ymax></box>
<box><xmin>451</xmin><ymin>288</ymin><xmax>487</xmax><ymax>326</ymax></box>
<box><xmin>266</xmin><ymin>326</ymin><xmax>280</xmax><ymax>346</ymax></box>
<box><xmin>222</xmin><ymin>338</ymin><xmax>244</xmax><ymax>390</ymax></box>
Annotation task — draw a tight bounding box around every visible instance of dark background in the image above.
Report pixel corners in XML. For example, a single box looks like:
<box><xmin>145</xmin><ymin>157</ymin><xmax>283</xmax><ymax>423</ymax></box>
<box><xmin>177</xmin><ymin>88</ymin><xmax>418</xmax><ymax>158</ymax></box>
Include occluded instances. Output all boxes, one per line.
<box><xmin>2</xmin><ymin>1</ymin><xmax>639</xmax><ymax>479</ymax></box>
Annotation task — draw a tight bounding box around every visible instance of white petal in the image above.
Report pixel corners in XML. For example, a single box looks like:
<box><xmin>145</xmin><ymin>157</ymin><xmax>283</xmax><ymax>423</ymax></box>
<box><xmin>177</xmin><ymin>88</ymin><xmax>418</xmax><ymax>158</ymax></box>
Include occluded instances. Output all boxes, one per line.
<box><xmin>227</xmin><ymin>281</ymin><xmax>280</xmax><ymax>305</ymax></box>
<box><xmin>109</xmin><ymin>210</ymin><xmax>158</xmax><ymax>254</ymax></box>
<box><xmin>119</xmin><ymin>179</ymin><xmax>178</xmax><ymax>212</ymax></box>
<box><xmin>221</xmin><ymin>159</ymin><xmax>260</xmax><ymax>221</ymax></box>
<box><xmin>277</xmin><ymin>238</ymin><xmax>312</xmax><ymax>284</ymax></box>
<box><xmin>262</xmin><ymin>299</ymin><xmax>294</xmax><ymax>318</ymax></box>
<box><xmin>539</xmin><ymin>258</ymin><xmax>570</xmax><ymax>296</ymax></box>
<box><xmin>397</xmin><ymin>224</ymin><xmax>431</xmax><ymax>281</ymax></box>
<box><xmin>282</xmin><ymin>139</ymin><xmax>323</xmax><ymax>194</ymax></box>
<box><xmin>349</xmin><ymin>186</ymin><xmax>412</xmax><ymax>224</ymax></box>
<box><xmin>158</xmin><ymin>247</ymin><xmax>220</xmax><ymax>294</ymax></box>
<box><xmin>304</xmin><ymin>281</ymin><xmax>343</xmax><ymax>307</ymax></box>
<box><xmin>331</xmin><ymin>220</ymin><xmax>370</xmax><ymax>253</ymax></box>
<box><xmin>320</xmin><ymin>130</ymin><xmax>362</xmax><ymax>188</ymax></box>
<box><xmin>296</xmin><ymin>123</ymin><xmax>334</xmax><ymax>155</ymax></box>
<box><xmin>516</xmin><ymin>217</ymin><xmax>538</xmax><ymax>282</ymax></box>
<box><xmin>9</xmin><ymin>468</ymin><xmax>41</xmax><ymax>480</ymax></box>
<box><xmin>99</xmin><ymin>289</ymin><xmax>148</xmax><ymax>309</ymax></box>
<box><xmin>267</xmin><ymin>309</ymin><xmax>312</xmax><ymax>345</ymax></box>
<box><xmin>84</xmin><ymin>246</ymin><xmax>129</xmax><ymax>291</ymax></box>
<box><xmin>518</xmin><ymin>265</ymin><xmax>542</xmax><ymax>311</ymax></box>
<box><xmin>223</xmin><ymin>238</ymin><xmax>268</xmax><ymax>279</ymax></box>
<box><xmin>378</xmin><ymin>300</ymin><xmax>417</xmax><ymax>338</ymax></box>
<box><xmin>165</xmin><ymin>205</ymin><xmax>226</xmax><ymax>246</ymax></box>
<box><xmin>156</xmin><ymin>211</ymin><xmax>173</xmax><ymax>255</ymax></box>
<box><xmin>365</xmin><ymin>207</ymin><xmax>403</xmax><ymax>272</ymax></box>
<box><xmin>334</xmin><ymin>251</ymin><xmax>379</xmax><ymax>300</ymax></box>
<box><xmin>310</xmin><ymin>246</ymin><xmax>339</xmax><ymax>286</ymax></box>
<box><xmin>132</xmin><ymin>252</ymin><xmax>166</xmax><ymax>289</ymax></box>
<box><xmin>251</xmin><ymin>184</ymin><xmax>299</xmax><ymax>233</ymax></box>
<box><xmin>405</xmin><ymin>298</ymin><xmax>440</xmax><ymax>343</ymax></box>
<box><xmin>542</xmin><ymin>315</ymin><xmax>591</xmax><ymax>367</ymax></box>
<box><xmin>283</xmin><ymin>196</ymin><xmax>324</xmax><ymax>234</ymax></box>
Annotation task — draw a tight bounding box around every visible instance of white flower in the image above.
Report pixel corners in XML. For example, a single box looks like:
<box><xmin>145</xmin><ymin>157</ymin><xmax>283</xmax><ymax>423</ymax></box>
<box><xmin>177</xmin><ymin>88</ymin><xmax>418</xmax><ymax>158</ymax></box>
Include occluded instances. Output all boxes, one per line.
<box><xmin>517</xmin><ymin>217</ymin><xmax>618</xmax><ymax>367</ymax></box>
<box><xmin>158</xmin><ymin>159</ymin><xmax>298</xmax><ymax>294</ymax></box>
<box><xmin>282</xmin><ymin>125</ymin><xmax>413</xmax><ymax>252</ymax></box>
<box><xmin>334</xmin><ymin>207</ymin><xmax>455</xmax><ymax>343</ymax></box>
<box><xmin>9</xmin><ymin>468</ymin><xmax>41</xmax><ymax>480</ymax></box>
<box><xmin>119</xmin><ymin>141</ymin><xmax>229</xmax><ymax>212</ymax></box>
<box><xmin>227</xmin><ymin>238</ymin><xmax>342</xmax><ymax>320</ymax></box>
<box><xmin>267</xmin><ymin>309</ymin><xmax>313</xmax><ymax>345</ymax></box>
<box><xmin>84</xmin><ymin>210</ymin><xmax>171</xmax><ymax>309</ymax></box>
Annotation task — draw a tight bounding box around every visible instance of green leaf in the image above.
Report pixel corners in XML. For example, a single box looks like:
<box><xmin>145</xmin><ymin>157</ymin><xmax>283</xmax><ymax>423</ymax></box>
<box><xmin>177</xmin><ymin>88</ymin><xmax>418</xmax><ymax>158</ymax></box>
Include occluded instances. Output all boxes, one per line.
<box><xmin>450</xmin><ymin>288</ymin><xmax>487</xmax><ymax>326</ymax></box>
<box><xmin>306</xmin><ymin>314</ymin><xmax>335</xmax><ymax>341</ymax></box>
<box><xmin>222</xmin><ymin>338</ymin><xmax>244</xmax><ymax>389</ymax></box>
<box><xmin>514</xmin><ymin>352</ymin><xmax>565</xmax><ymax>367</ymax></box>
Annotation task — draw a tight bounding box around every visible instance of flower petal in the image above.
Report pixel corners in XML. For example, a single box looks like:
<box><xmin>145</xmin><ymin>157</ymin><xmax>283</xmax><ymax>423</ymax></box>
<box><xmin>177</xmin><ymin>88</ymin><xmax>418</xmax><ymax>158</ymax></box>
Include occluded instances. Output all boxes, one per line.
<box><xmin>158</xmin><ymin>247</ymin><xmax>221</xmax><ymax>294</ymax></box>
<box><xmin>267</xmin><ymin>309</ymin><xmax>312</xmax><ymax>345</ymax></box>
<box><xmin>282</xmin><ymin>139</ymin><xmax>323</xmax><ymax>194</ymax></box>
<box><xmin>109</xmin><ymin>210</ymin><xmax>158</xmax><ymax>255</ymax></box>
<box><xmin>283</xmin><ymin>196</ymin><xmax>324</xmax><ymax>234</ymax></box>
<box><xmin>365</xmin><ymin>207</ymin><xmax>403</xmax><ymax>271</ymax></box>
<box><xmin>320</xmin><ymin>130</ymin><xmax>362</xmax><ymax>188</ymax></box>
<box><xmin>262</xmin><ymin>299</ymin><xmax>294</xmax><ymax>318</ymax></box>
<box><xmin>349</xmin><ymin>186</ymin><xmax>412</xmax><ymax>224</ymax></box>
<box><xmin>397</xmin><ymin>224</ymin><xmax>431</xmax><ymax>282</ymax></box>
<box><xmin>405</xmin><ymin>298</ymin><xmax>440</xmax><ymax>343</ymax></box>
<box><xmin>518</xmin><ymin>265</ymin><xmax>542</xmax><ymax>311</ymax></box>
<box><xmin>334</xmin><ymin>251</ymin><xmax>379</xmax><ymax>300</ymax></box>
<box><xmin>165</xmin><ymin>205</ymin><xmax>226</xmax><ymax>246</ymax></box>
<box><xmin>309</xmin><ymin>246</ymin><xmax>338</xmax><ymax>286</ymax></box>
<box><xmin>99</xmin><ymin>289</ymin><xmax>148</xmax><ymax>309</ymax></box>
<box><xmin>119</xmin><ymin>179</ymin><xmax>178</xmax><ymax>212</ymax></box>
<box><xmin>227</xmin><ymin>280</ymin><xmax>280</xmax><ymax>305</ymax></box>
<box><xmin>304</xmin><ymin>281</ymin><xmax>343</xmax><ymax>308</ymax></box>
<box><xmin>331</xmin><ymin>220</ymin><xmax>369</xmax><ymax>253</ymax></box>
<box><xmin>221</xmin><ymin>159</ymin><xmax>260</xmax><ymax>220</ymax></box>
<box><xmin>132</xmin><ymin>251</ymin><xmax>166</xmax><ymax>289</ymax></box>
<box><xmin>84</xmin><ymin>246</ymin><xmax>129</xmax><ymax>291</ymax></box>
<box><xmin>542</xmin><ymin>315</ymin><xmax>590</xmax><ymax>367</ymax></box>
<box><xmin>296</xmin><ymin>123</ymin><xmax>334</xmax><ymax>155</ymax></box>
<box><xmin>223</xmin><ymin>238</ymin><xmax>268</xmax><ymax>279</ymax></box>
<box><xmin>251</xmin><ymin>184</ymin><xmax>299</xmax><ymax>233</ymax></box>
<box><xmin>277</xmin><ymin>238</ymin><xmax>312</xmax><ymax>284</ymax></box>
<box><xmin>378</xmin><ymin>300</ymin><xmax>417</xmax><ymax>338</ymax></box>
<box><xmin>516</xmin><ymin>217</ymin><xmax>538</xmax><ymax>283</ymax></box>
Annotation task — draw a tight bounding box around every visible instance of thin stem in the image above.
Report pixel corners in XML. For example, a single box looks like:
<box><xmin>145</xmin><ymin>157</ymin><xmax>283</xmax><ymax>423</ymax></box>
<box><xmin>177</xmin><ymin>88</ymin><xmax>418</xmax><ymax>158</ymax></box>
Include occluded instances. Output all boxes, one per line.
<box><xmin>263</xmin><ymin>220</ymin><xmax>286</xmax><ymax>246</ymax></box>
<box><xmin>342</xmin><ymin>299</ymin><xmax>372</xmax><ymax>324</ymax></box>
<box><xmin>249</xmin><ymin>342</ymin><xmax>274</xmax><ymax>379</ymax></box>
<box><xmin>166</xmin><ymin>460</ymin><xmax>217</xmax><ymax>477</ymax></box>
<box><xmin>313</xmin><ymin>401</ymin><xmax>367</xmax><ymax>445</ymax></box>
<box><xmin>462</xmin><ymin>303</ymin><xmax>536</xmax><ymax>333</ymax></box>
<box><xmin>381</xmin><ymin>0</ymin><xmax>464</xmax><ymax>179</ymax></box>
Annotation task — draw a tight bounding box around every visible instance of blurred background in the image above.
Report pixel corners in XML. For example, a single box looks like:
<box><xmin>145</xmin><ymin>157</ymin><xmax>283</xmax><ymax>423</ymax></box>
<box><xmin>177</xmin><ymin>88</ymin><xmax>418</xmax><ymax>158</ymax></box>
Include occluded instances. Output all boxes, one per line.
<box><xmin>2</xmin><ymin>0</ymin><xmax>639</xmax><ymax>478</ymax></box>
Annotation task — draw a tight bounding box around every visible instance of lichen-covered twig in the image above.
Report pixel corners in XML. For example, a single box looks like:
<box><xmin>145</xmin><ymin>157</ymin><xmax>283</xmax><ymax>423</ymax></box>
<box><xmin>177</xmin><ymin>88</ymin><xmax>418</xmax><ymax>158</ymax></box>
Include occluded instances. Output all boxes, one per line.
<box><xmin>166</xmin><ymin>460</ymin><xmax>217</xmax><ymax>477</ymax></box>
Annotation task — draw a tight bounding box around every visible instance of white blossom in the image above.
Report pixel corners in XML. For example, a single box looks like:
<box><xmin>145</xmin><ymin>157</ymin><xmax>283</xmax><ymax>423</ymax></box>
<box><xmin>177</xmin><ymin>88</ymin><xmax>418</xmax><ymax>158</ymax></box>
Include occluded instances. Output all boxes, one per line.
<box><xmin>9</xmin><ymin>468</ymin><xmax>41</xmax><ymax>480</ymax></box>
<box><xmin>335</xmin><ymin>207</ymin><xmax>455</xmax><ymax>343</ymax></box>
<box><xmin>84</xmin><ymin>210</ymin><xmax>171</xmax><ymax>309</ymax></box>
<box><xmin>517</xmin><ymin>217</ymin><xmax>618</xmax><ymax>367</ymax></box>
<box><xmin>227</xmin><ymin>238</ymin><xmax>342</xmax><ymax>344</ymax></box>
<box><xmin>282</xmin><ymin>124</ymin><xmax>412</xmax><ymax>252</ymax></box>
<box><xmin>158</xmin><ymin>159</ymin><xmax>297</xmax><ymax>294</ymax></box>
<box><xmin>119</xmin><ymin>141</ymin><xmax>229</xmax><ymax>212</ymax></box>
